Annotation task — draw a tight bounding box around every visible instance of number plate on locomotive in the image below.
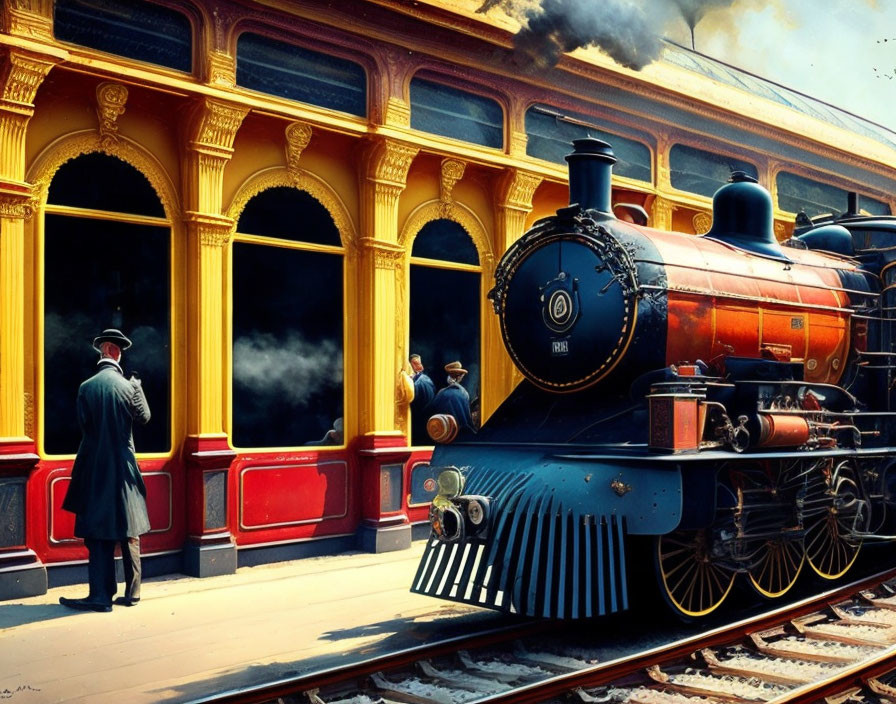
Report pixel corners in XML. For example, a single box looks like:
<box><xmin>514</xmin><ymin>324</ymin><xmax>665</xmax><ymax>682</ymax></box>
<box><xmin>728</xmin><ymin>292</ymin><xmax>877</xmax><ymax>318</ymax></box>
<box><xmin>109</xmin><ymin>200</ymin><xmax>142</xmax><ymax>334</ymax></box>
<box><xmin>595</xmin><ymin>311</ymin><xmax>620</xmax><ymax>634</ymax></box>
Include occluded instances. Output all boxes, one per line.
<box><xmin>551</xmin><ymin>339</ymin><xmax>569</xmax><ymax>356</ymax></box>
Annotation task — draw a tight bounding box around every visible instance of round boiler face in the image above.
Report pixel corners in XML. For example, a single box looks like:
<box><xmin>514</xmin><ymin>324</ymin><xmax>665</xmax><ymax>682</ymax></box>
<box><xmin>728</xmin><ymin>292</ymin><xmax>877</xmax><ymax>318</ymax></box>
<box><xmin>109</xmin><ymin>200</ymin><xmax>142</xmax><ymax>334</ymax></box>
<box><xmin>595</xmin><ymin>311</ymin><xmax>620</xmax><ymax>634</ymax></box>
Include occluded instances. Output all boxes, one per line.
<box><xmin>501</xmin><ymin>234</ymin><xmax>635</xmax><ymax>391</ymax></box>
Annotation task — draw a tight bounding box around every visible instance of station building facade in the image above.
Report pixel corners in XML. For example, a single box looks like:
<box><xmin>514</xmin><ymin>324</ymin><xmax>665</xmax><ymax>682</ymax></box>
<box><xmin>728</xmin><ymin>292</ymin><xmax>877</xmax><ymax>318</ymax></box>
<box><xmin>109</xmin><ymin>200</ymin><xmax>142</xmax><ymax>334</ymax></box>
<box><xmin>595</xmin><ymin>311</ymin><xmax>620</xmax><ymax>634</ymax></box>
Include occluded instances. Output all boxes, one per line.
<box><xmin>1</xmin><ymin>0</ymin><xmax>895</xmax><ymax>598</ymax></box>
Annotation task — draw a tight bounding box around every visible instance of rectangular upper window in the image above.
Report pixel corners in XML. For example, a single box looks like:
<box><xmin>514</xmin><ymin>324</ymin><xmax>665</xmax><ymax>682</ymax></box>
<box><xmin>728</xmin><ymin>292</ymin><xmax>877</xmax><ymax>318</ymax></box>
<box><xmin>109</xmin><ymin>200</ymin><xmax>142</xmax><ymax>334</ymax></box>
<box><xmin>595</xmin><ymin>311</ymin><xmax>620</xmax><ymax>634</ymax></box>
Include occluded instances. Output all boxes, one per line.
<box><xmin>525</xmin><ymin>106</ymin><xmax>652</xmax><ymax>183</ymax></box>
<box><xmin>777</xmin><ymin>171</ymin><xmax>892</xmax><ymax>217</ymax></box>
<box><xmin>236</xmin><ymin>33</ymin><xmax>367</xmax><ymax>117</ymax></box>
<box><xmin>670</xmin><ymin>144</ymin><xmax>759</xmax><ymax>199</ymax></box>
<box><xmin>410</xmin><ymin>77</ymin><xmax>503</xmax><ymax>149</ymax></box>
<box><xmin>54</xmin><ymin>0</ymin><xmax>192</xmax><ymax>72</ymax></box>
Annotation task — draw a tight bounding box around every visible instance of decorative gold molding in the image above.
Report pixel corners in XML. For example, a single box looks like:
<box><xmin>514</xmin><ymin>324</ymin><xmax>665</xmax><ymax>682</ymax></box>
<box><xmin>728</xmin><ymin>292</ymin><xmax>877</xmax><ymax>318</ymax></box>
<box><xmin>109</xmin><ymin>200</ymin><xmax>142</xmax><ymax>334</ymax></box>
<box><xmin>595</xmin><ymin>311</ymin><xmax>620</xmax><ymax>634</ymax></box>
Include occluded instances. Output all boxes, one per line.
<box><xmin>0</xmin><ymin>186</ymin><xmax>34</xmax><ymax>219</ymax></box>
<box><xmin>186</xmin><ymin>211</ymin><xmax>234</xmax><ymax>248</ymax></box>
<box><xmin>28</xmin><ymin>131</ymin><xmax>179</xmax><ymax>220</ymax></box>
<box><xmin>361</xmin><ymin>237</ymin><xmax>405</xmax><ymax>270</ymax></box>
<box><xmin>651</xmin><ymin>195</ymin><xmax>675</xmax><ymax>231</ymax></box>
<box><xmin>207</xmin><ymin>51</ymin><xmax>236</xmax><ymax>89</ymax></box>
<box><xmin>0</xmin><ymin>49</ymin><xmax>56</xmax><ymax>110</ymax></box>
<box><xmin>226</xmin><ymin>167</ymin><xmax>357</xmax><ymax>249</ymax></box>
<box><xmin>95</xmin><ymin>82</ymin><xmax>128</xmax><ymax>147</ymax></box>
<box><xmin>384</xmin><ymin>97</ymin><xmax>410</xmax><ymax>128</ymax></box>
<box><xmin>23</xmin><ymin>391</ymin><xmax>34</xmax><ymax>439</ymax></box>
<box><xmin>189</xmin><ymin>98</ymin><xmax>249</xmax><ymax>153</ymax></box>
<box><xmin>4</xmin><ymin>0</ymin><xmax>53</xmax><ymax>39</ymax></box>
<box><xmin>692</xmin><ymin>212</ymin><xmax>712</xmax><ymax>235</ymax></box>
<box><xmin>499</xmin><ymin>168</ymin><xmax>542</xmax><ymax>211</ymax></box>
<box><xmin>439</xmin><ymin>158</ymin><xmax>466</xmax><ymax>203</ymax></box>
<box><xmin>366</xmin><ymin>138</ymin><xmax>419</xmax><ymax>187</ymax></box>
<box><xmin>508</xmin><ymin>130</ymin><xmax>528</xmax><ymax>157</ymax></box>
<box><xmin>285</xmin><ymin>122</ymin><xmax>312</xmax><ymax>184</ymax></box>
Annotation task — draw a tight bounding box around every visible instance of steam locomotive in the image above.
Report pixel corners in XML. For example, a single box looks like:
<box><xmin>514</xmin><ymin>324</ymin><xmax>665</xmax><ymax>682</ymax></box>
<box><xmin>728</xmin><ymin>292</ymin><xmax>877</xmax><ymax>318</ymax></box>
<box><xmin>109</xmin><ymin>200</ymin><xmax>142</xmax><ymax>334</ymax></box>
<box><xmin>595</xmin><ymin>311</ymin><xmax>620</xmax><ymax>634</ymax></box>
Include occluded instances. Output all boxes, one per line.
<box><xmin>411</xmin><ymin>137</ymin><xmax>896</xmax><ymax>620</ymax></box>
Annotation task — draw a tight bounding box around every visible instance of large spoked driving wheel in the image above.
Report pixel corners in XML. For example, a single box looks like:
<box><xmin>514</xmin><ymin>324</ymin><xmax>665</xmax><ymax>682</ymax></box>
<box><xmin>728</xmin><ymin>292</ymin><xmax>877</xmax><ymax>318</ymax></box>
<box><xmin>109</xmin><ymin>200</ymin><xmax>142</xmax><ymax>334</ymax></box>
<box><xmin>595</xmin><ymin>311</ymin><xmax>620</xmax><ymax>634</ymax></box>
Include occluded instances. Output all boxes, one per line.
<box><xmin>746</xmin><ymin>537</ymin><xmax>805</xmax><ymax>599</ymax></box>
<box><xmin>806</xmin><ymin>461</ymin><xmax>865</xmax><ymax>580</ymax></box>
<box><xmin>656</xmin><ymin>529</ymin><xmax>735</xmax><ymax>619</ymax></box>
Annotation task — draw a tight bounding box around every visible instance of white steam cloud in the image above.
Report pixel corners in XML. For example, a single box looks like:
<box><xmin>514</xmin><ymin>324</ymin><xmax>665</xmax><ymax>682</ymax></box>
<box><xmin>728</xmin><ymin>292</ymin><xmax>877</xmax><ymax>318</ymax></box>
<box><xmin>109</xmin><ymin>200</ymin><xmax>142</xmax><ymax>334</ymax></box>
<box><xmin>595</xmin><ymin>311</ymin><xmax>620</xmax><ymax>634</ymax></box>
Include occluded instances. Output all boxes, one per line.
<box><xmin>233</xmin><ymin>331</ymin><xmax>343</xmax><ymax>407</ymax></box>
<box><xmin>480</xmin><ymin>0</ymin><xmax>740</xmax><ymax>70</ymax></box>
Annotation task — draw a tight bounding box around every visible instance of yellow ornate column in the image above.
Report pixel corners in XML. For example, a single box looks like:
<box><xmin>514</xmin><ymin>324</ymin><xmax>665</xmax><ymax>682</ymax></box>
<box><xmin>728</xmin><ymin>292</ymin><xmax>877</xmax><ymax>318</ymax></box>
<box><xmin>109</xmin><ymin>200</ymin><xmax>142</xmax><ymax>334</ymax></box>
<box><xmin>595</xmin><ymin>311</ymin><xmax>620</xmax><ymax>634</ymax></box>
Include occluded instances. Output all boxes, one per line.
<box><xmin>488</xmin><ymin>168</ymin><xmax>542</xmax><ymax>412</ymax></box>
<box><xmin>652</xmin><ymin>195</ymin><xmax>676</xmax><ymax>232</ymax></box>
<box><xmin>357</xmin><ymin>137</ymin><xmax>418</xmax><ymax>553</ymax></box>
<box><xmin>182</xmin><ymin>97</ymin><xmax>248</xmax><ymax>577</ymax></box>
<box><xmin>0</xmin><ymin>47</ymin><xmax>58</xmax><ymax>598</ymax></box>
<box><xmin>652</xmin><ymin>133</ymin><xmax>676</xmax><ymax>231</ymax></box>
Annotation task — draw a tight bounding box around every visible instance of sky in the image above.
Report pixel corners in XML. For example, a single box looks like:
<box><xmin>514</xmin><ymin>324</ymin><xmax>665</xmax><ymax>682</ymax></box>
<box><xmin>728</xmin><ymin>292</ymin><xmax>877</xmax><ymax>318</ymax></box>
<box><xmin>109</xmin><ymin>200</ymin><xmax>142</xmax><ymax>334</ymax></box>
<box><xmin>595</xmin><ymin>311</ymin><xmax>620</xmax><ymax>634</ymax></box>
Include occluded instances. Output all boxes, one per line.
<box><xmin>670</xmin><ymin>0</ymin><xmax>896</xmax><ymax>132</ymax></box>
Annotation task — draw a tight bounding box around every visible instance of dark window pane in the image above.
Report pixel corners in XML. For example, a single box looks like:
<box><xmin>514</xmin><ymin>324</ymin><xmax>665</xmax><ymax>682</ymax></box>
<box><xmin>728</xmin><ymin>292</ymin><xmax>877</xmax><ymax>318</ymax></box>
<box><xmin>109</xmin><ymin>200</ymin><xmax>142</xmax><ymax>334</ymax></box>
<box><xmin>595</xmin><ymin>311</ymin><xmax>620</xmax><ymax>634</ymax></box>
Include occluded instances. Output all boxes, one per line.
<box><xmin>411</xmin><ymin>219</ymin><xmax>479</xmax><ymax>265</ymax></box>
<box><xmin>777</xmin><ymin>171</ymin><xmax>847</xmax><ymax>218</ymax></box>
<box><xmin>670</xmin><ymin>144</ymin><xmax>758</xmax><ymax>198</ymax></box>
<box><xmin>236</xmin><ymin>33</ymin><xmax>366</xmax><ymax>116</ymax></box>
<box><xmin>410</xmin><ymin>77</ymin><xmax>503</xmax><ymax>149</ymax></box>
<box><xmin>54</xmin><ymin>0</ymin><xmax>192</xmax><ymax>72</ymax></box>
<box><xmin>44</xmin><ymin>215</ymin><xmax>171</xmax><ymax>454</ymax></box>
<box><xmin>47</xmin><ymin>152</ymin><xmax>165</xmax><ymax>217</ymax></box>
<box><xmin>777</xmin><ymin>171</ymin><xmax>892</xmax><ymax>218</ymax></box>
<box><xmin>237</xmin><ymin>187</ymin><xmax>340</xmax><ymax>245</ymax></box>
<box><xmin>525</xmin><ymin>106</ymin><xmax>652</xmax><ymax>183</ymax></box>
<box><xmin>409</xmin><ymin>266</ymin><xmax>480</xmax><ymax>443</ymax></box>
<box><xmin>860</xmin><ymin>196</ymin><xmax>891</xmax><ymax>216</ymax></box>
<box><xmin>233</xmin><ymin>243</ymin><xmax>344</xmax><ymax>447</ymax></box>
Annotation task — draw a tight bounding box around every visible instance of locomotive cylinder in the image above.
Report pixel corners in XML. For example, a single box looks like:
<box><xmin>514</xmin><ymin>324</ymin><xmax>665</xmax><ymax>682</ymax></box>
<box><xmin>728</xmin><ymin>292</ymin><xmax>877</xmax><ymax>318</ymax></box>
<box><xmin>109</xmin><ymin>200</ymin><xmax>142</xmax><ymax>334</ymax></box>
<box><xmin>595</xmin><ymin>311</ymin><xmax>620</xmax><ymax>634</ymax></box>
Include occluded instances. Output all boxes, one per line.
<box><xmin>757</xmin><ymin>413</ymin><xmax>811</xmax><ymax>447</ymax></box>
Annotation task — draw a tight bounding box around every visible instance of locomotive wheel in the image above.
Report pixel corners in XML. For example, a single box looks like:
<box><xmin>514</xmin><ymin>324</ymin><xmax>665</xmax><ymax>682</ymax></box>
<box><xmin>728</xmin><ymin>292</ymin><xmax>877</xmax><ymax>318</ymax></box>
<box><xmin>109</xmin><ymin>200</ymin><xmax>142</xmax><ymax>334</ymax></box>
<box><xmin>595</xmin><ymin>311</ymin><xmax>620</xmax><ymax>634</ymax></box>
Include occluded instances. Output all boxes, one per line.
<box><xmin>746</xmin><ymin>538</ymin><xmax>805</xmax><ymax>599</ymax></box>
<box><xmin>805</xmin><ymin>463</ymin><xmax>864</xmax><ymax>580</ymax></box>
<box><xmin>656</xmin><ymin>529</ymin><xmax>735</xmax><ymax>618</ymax></box>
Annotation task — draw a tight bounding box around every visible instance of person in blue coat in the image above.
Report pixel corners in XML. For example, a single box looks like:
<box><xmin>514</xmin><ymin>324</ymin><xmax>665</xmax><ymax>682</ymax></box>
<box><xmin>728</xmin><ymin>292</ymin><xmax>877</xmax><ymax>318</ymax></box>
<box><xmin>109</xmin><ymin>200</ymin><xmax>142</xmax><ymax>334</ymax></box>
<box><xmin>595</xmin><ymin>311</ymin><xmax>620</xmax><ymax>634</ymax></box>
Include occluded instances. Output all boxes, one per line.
<box><xmin>59</xmin><ymin>329</ymin><xmax>151</xmax><ymax>612</ymax></box>
<box><xmin>408</xmin><ymin>354</ymin><xmax>436</xmax><ymax>444</ymax></box>
<box><xmin>426</xmin><ymin>361</ymin><xmax>475</xmax><ymax>435</ymax></box>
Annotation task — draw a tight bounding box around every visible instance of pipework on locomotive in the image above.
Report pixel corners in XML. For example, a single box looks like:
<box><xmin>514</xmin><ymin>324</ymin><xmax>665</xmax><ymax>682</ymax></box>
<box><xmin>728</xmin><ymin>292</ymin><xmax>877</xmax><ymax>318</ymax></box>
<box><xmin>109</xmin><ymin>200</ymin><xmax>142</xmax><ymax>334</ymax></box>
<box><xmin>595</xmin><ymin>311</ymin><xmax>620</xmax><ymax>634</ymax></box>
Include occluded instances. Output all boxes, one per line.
<box><xmin>412</xmin><ymin>137</ymin><xmax>896</xmax><ymax>620</ymax></box>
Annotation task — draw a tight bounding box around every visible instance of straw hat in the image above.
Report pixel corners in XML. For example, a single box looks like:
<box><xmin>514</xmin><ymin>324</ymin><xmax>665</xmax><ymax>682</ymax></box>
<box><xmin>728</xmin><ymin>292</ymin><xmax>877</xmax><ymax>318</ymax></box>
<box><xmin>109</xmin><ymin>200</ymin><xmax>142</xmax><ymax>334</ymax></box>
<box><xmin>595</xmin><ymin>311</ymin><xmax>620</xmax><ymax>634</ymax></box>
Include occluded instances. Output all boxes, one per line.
<box><xmin>444</xmin><ymin>361</ymin><xmax>467</xmax><ymax>376</ymax></box>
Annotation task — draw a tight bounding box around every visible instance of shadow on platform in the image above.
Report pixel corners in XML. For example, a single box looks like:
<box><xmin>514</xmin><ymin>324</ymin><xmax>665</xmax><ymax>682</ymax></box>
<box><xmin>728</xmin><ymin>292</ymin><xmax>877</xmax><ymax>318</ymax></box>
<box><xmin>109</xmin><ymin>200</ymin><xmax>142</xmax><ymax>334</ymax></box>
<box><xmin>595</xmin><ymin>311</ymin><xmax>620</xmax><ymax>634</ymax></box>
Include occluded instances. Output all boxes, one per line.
<box><xmin>0</xmin><ymin>603</ymin><xmax>77</xmax><ymax>630</ymax></box>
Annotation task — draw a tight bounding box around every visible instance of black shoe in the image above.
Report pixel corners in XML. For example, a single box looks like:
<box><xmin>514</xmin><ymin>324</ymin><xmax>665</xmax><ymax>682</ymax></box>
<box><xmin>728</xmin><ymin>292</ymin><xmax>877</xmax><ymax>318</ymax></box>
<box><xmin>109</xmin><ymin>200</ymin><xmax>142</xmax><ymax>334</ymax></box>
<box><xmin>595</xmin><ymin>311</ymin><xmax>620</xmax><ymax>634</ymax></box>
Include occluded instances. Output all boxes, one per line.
<box><xmin>59</xmin><ymin>596</ymin><xmax>112</xmax><ymax>613</ymax></box>
<box><xmin>113</xmin><ymin>596</ymin><xmax>140</xmax><ymax>607</ymax></box>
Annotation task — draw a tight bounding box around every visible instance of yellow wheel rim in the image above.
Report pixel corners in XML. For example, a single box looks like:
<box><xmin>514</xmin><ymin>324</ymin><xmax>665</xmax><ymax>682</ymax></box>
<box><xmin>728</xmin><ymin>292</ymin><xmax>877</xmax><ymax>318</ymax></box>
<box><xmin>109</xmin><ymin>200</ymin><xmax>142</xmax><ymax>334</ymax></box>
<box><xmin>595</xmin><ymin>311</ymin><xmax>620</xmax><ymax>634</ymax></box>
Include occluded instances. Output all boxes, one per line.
<box><xmin>657</xmin><ymin>530</ymin><xmax>735</xmax><ymax>618</ymax></box>
<box><xmin>747</xmin><ymin>539</ymin><xmax>805</xmax><ymax>598</ymax></box>
<box><xmin>806</xmin><ymin>511</ymin><xmax>862</xmax><ymax>580</ymax></box>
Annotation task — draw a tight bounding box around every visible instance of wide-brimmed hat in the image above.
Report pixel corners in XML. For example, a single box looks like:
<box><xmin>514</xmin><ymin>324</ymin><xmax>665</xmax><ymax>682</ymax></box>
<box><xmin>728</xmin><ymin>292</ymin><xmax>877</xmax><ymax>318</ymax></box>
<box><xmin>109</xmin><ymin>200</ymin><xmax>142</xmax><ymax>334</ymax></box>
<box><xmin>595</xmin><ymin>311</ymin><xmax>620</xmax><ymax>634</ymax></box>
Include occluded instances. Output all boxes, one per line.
<box><xmin>444</xmin><ymin>361</ymin><xmax>467</xmax><ymax>376</ymax></box>
<box><xmin>92</xmin><ymin>328</ymin><xmax>132</xmax><ymax>351</ymax></box>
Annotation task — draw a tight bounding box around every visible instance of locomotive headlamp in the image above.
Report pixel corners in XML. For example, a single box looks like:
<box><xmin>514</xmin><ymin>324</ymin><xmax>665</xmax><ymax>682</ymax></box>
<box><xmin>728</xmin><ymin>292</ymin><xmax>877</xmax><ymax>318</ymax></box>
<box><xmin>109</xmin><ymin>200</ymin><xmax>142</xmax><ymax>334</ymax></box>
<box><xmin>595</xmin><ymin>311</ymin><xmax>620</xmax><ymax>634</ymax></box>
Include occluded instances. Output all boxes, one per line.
<box><xmin>436</xmin><ymin>467</ymin><xmax>465</xmax><ymax>500</ymax></box>
<box><xmin>466</xmin><ymin>498</ymin><xmax>487</xmax><ymax>526</ymax></box>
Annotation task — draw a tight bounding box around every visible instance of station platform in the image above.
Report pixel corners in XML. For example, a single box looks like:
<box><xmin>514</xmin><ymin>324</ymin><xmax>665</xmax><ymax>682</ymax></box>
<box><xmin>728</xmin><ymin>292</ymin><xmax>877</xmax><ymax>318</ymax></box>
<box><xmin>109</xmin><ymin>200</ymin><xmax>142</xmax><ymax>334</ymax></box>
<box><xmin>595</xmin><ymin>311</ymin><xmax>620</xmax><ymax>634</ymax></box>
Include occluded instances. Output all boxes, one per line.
<box><xmin>0</xmin><ymin>542</ymin><xmax>499</xmax><ymax>703</ymax></box>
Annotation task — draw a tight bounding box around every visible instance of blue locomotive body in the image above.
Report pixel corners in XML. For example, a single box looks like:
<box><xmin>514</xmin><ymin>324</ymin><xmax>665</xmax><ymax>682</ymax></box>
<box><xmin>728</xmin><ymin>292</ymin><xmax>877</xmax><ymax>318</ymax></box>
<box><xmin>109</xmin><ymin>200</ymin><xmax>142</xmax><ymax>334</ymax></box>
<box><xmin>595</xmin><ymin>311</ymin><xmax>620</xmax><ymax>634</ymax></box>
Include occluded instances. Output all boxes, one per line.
<box><xmin>411</xmin><ymin>138</ymin><xmax>896</xmax><ymax>619</ymax></box>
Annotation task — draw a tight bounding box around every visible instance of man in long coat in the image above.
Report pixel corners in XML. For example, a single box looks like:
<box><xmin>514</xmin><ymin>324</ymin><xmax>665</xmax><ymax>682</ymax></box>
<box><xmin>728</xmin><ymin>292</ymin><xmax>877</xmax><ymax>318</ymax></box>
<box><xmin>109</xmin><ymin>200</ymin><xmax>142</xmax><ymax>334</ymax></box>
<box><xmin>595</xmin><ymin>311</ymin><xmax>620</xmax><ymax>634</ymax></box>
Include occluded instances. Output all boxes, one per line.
<box><xmin>59</xmin><ymin>328</ymin><xmax>151</xmax><ymax>612</ymax></box>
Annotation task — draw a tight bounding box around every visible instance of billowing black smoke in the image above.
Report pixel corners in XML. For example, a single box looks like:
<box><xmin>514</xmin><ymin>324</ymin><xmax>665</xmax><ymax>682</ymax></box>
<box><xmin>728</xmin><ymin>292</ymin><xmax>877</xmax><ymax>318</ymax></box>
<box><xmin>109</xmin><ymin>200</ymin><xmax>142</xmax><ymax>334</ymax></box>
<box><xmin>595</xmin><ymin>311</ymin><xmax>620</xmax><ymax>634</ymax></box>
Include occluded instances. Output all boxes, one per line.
<box><xmin>479</xmin><ymin>0</ymin><xmax>738</xmax><ymax>70</ymax></box>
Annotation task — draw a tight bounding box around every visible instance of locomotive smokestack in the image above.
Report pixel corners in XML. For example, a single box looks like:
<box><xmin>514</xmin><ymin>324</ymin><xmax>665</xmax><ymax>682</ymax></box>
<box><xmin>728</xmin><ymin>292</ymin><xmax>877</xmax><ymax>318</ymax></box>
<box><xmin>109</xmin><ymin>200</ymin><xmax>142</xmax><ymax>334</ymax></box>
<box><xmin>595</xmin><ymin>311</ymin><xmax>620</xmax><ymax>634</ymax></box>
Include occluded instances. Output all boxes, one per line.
<box><xmin>565</xmin><ymin>137</ymin><xmax>616</xmax><ymax>215</ymax></box>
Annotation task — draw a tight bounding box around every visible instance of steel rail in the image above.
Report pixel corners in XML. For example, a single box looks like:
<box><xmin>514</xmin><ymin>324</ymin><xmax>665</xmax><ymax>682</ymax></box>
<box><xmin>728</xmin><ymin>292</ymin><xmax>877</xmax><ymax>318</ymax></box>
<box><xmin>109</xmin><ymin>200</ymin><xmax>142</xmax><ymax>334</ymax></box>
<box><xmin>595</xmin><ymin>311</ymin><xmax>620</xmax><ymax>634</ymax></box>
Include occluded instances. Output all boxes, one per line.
<box><xmin>770</xmin><ymin>646</ymin><xmax>896</xmax><ymax>703</ymax></box>
<box><xmin>184</xmin><ymin>619</ymin><xmax>549</xmax><ymax>704</ymax></box>
<box><xmin>466</xmin><ymin>566</ymin><xmax>896</xmax><ymax>704</ymax></box>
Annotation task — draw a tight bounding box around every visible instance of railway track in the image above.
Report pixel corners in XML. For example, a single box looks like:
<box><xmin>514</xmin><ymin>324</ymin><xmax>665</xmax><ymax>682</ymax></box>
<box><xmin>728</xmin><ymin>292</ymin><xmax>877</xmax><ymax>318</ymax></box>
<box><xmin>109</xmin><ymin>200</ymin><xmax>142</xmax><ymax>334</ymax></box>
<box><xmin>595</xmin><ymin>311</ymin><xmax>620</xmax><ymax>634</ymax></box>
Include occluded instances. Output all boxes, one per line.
<box><xmin>190</xmin><ymin>568</ymin><xmax>896</xmax><ymax>704</ymax></box>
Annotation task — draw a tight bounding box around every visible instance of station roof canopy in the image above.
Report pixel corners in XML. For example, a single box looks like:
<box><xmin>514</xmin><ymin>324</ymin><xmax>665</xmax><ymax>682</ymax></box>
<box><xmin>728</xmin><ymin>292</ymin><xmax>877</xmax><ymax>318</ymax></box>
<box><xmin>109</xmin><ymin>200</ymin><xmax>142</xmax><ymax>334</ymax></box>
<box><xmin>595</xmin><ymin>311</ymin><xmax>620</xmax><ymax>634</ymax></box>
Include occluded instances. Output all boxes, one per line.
<box><xmin>661</xmin><ymin>39</ymin><xmax>896</xmax><ymax>152</ymax></box>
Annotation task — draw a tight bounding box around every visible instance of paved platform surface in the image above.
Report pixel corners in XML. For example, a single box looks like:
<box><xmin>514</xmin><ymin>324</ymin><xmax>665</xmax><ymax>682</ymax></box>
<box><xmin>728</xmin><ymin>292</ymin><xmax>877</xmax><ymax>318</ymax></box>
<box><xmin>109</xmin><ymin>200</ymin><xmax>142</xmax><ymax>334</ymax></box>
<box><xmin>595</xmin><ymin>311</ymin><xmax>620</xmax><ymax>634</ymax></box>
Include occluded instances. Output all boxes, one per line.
<box><xmin>0</xmin><ymin>542</ymin><xmax>501</xmax><ymax>703</ymax></box>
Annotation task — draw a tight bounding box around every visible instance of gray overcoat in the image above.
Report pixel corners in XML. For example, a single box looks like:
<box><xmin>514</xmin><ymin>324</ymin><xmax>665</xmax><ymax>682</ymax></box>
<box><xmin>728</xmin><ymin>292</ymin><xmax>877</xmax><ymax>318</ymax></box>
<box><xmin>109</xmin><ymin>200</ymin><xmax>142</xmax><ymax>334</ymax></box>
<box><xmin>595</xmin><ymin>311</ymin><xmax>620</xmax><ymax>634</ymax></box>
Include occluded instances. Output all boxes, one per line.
<box><xmin>62</xmin><ymin>359</ymin><xmax>152</xmax><ymax>539</ymax></box>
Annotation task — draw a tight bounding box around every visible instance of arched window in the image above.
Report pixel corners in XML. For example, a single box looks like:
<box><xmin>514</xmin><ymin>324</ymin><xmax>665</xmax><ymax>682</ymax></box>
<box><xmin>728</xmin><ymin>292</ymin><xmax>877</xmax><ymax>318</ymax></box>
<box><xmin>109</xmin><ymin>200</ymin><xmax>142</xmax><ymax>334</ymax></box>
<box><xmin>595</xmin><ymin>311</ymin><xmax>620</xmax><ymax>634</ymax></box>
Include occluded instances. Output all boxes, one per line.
<box><xmin>408</xmin><ymin>219</ymin><xmax>481</xmax><ymax>445</ymax></box>
<box><xmin>232</xmin><ymin>187</ymin><xmax>344</xmax><ymax>448</ymax></box>
<box><xmin>43</xmin><ymin>152</ymin><xmax>172</xmax><ymax>455</ymax></box>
